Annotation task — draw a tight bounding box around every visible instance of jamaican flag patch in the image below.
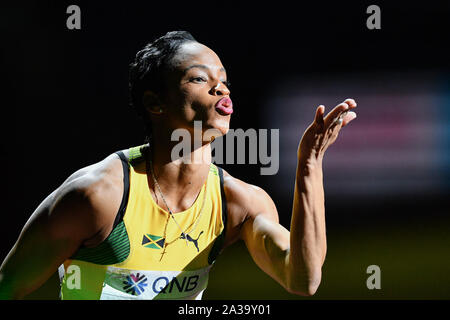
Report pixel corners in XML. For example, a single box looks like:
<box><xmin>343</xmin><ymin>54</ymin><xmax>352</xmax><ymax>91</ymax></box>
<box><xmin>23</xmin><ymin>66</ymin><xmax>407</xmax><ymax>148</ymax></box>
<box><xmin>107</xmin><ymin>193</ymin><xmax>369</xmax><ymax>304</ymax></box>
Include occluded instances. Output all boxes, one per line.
<box><xmin>142</xmin><ymin>234</ymin><xmax>165</xmax><ymax>249</ymax></box>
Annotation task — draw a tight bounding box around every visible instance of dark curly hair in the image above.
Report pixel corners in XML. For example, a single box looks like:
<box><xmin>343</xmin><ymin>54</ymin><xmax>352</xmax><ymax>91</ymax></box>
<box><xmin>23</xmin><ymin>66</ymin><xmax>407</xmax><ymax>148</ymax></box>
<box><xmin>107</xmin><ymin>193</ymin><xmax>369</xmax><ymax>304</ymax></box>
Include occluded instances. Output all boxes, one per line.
<box><xmin>129</xmin><ymin>31</ymin><xmax>198</xmax><ymax>142</ymax></box>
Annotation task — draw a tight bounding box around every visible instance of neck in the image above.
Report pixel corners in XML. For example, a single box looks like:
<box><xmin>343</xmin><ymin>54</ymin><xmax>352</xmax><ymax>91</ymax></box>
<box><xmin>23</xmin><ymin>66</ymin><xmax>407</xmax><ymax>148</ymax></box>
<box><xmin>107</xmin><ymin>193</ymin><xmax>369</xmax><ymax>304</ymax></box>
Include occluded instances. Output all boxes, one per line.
<box><xmin>146</xmin><ymin>127</ymin><xmax>212</xmax><ymax>213</ymax></box>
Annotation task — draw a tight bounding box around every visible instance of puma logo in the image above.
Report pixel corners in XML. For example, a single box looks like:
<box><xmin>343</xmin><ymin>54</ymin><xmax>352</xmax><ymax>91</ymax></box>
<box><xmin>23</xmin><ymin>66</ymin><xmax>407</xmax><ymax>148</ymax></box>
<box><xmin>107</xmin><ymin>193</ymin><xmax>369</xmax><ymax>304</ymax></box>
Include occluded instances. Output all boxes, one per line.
<box><xmin>180</xmin><ymin>231</ymin><xmax>204</xmax><ymax>252</ymax></box>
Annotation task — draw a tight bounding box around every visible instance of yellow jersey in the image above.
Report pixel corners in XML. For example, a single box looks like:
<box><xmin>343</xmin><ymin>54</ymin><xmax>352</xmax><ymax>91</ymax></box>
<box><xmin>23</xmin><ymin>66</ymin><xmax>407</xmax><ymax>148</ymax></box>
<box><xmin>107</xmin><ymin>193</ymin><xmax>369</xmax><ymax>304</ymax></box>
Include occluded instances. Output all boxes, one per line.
<box><xmin>58</xmin><ymin>144</ymin><xmax>227</xmax><ymax>300</ymax></box>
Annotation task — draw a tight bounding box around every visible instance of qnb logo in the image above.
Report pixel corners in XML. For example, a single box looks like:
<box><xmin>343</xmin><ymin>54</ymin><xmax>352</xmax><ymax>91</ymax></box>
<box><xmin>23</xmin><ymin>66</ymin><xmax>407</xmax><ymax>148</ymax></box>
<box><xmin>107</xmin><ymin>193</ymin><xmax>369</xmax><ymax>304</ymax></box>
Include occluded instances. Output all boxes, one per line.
<box><xmin>152</xmin><ymin>275</ymin><xmax>200</xmax><ymax>294</ymax></box>
<box><xmin>123</xmin><ymin>273</ymin><xmax>148</xmax><ymax>296</ymax></box>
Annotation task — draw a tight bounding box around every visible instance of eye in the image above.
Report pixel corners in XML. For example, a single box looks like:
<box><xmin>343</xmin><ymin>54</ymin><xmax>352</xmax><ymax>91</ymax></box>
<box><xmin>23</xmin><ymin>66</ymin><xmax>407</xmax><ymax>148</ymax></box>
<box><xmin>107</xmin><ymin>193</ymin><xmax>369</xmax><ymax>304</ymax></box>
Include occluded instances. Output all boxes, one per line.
<box><xmin>190</xmin><ymin>77</ymin><xmax>207</xmax><ymax>83</ymax></box>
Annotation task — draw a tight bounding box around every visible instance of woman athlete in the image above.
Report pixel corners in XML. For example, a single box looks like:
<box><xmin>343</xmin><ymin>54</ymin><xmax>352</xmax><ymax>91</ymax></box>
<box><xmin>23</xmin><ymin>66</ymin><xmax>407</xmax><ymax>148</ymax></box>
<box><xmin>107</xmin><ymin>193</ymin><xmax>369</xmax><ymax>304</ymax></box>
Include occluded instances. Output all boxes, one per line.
<box><xmin>0</xmin><ymin>31</ymin><xmax>357</xmax><ymax>299</ymax></box>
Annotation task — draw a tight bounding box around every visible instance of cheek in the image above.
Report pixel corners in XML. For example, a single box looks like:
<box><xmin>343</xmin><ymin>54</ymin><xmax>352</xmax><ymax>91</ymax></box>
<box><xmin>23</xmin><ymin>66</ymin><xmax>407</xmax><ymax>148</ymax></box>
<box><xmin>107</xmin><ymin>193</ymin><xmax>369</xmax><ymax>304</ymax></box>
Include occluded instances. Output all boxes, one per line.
<box><xmin>164</xmin><ymin>88</ymin><xmax>196</xmax><ymax>119</ymax></box>
<box><xmin>186</xmin><ymin>88</ymin><xmax>210</xmax><ymax>109</ymax></box>
<box><xmin>180</xmin><ymin>89</ymin><xmax>211</xmax><ymax>119</ymax></box>
<box><xmin>166</xmin><ymin>86</ymin><xmax>189</xmax><ymax>108</ymax></box>
<box><xmin>165</xmin><ymin>85</ymin><xmax>228</xmax><ymax>128</ymax></box>
<box><xmin>176</xmin><ymin>86</ymin><xmax>203</xmax><ymax>109</ymax></box>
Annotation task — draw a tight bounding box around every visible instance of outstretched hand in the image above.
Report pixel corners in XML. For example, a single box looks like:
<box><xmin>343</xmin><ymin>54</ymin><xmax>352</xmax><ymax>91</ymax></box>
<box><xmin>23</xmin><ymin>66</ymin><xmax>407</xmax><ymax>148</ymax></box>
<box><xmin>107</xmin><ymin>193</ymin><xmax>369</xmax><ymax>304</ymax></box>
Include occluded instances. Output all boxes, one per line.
<box><xmin>298</xmin><ymin>98</ymin><xmax>357</xmax><ymax>162</ymax></box>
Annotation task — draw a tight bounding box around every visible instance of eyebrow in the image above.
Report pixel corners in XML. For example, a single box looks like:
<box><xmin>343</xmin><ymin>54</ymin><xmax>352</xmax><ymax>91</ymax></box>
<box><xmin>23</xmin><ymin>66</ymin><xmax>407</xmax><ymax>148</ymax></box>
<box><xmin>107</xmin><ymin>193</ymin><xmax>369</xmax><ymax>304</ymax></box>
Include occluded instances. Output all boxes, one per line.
<box><xmin>183</xmin><ymin>64</ymin><xmax>226</xmax><ymax>74</ymax></box>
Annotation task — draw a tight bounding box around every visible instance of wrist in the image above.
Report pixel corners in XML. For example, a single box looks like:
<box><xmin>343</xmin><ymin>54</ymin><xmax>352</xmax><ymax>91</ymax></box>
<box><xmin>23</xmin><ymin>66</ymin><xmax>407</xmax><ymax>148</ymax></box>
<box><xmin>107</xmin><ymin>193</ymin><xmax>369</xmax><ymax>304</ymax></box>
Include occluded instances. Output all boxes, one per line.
<box><xmin>297</xmin><ymin>156</ymin><xmax>323</xmax><ymax>177</ymax></box>
<box><xmin>298</xmin><ymin>152</ymin><xmax>323</xmax><ymax>168</ymax></box>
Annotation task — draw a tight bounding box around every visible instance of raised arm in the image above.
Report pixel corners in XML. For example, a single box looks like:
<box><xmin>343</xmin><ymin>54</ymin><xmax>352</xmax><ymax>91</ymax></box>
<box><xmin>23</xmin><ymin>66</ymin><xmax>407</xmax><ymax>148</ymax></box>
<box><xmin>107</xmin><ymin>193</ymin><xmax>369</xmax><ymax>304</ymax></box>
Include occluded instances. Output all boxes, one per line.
<box><xmin>0</xmin><ymin>156</ymin><xmax>122</xmax><ymax>299</ymax></box>
<box><xmin>238</xmin><ymin>99</ymin><xmax>357</xmax><ymax>296</ymax></box>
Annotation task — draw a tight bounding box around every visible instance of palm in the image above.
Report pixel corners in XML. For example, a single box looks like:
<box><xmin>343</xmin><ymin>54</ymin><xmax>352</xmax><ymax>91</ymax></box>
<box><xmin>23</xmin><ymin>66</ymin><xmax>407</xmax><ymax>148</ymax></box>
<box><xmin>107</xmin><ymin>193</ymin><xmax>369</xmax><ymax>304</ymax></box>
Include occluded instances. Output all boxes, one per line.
<box><xmin>298</xmin><ymin>99</ymin><xmax>357</xmax><ymax>161</ymax></box>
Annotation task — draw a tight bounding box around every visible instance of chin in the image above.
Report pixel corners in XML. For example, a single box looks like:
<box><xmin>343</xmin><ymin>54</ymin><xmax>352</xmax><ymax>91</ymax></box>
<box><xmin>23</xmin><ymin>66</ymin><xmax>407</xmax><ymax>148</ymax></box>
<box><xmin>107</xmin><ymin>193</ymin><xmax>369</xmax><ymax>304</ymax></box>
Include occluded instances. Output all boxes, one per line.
<box><xmin>202</xmin><ymin>118</ymin><xmax>230</xmax><ymax>141</ymax></box>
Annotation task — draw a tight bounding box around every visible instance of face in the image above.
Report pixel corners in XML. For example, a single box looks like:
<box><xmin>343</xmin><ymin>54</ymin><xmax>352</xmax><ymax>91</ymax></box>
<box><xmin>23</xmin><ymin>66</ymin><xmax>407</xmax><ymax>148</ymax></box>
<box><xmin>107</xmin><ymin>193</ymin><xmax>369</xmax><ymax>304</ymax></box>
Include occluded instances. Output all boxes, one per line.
<box><xmin>149</xmin><ymin>42</ymin><xmax>232</xmax><ymax>140</ymax></box>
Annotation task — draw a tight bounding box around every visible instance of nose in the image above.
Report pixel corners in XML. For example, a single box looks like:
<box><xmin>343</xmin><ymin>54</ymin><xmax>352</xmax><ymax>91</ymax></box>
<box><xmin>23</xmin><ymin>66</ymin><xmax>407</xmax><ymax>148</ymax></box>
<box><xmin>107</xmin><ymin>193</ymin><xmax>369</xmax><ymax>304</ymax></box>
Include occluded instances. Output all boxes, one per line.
<box><xmin>210</xmin><ymin>82</ymin><xmax>230</xmax><ymax>96</ymax></box>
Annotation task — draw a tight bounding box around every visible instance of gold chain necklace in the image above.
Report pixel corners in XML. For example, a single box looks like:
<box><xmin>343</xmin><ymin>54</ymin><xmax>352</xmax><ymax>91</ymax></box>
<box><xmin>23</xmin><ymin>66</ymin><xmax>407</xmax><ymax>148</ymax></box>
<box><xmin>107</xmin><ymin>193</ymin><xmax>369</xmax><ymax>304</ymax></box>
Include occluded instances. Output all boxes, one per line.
<box><xmin>148</xmin><ymin>157</ymin><xmax>208</xmax><ymax>261</ymax></box>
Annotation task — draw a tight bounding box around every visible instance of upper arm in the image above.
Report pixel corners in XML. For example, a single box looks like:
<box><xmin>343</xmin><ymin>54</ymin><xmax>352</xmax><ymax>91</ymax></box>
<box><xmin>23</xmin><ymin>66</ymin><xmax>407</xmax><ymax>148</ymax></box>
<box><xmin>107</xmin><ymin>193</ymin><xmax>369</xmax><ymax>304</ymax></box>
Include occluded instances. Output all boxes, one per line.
<box><xmin>224</xmin><ymin>176</ymin><xmax>292</xmax><ymax>291</ymax></box>
<box><xmin>0</xmin><ymin>156</ymin><xmax>122</xmax><ymax>299</ymax></box>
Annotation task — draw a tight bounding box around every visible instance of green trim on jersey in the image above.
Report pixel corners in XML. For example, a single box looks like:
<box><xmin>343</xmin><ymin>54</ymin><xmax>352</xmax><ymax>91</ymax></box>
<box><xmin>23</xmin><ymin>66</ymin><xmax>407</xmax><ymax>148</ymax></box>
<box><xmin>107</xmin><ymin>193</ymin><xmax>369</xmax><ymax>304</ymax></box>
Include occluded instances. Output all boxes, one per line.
<box><xmin>129</xmin><ymin>145</ymin><xmax>146</xmax><ymax>165</ymax></box>
<box><xmin>70</xmin><ymin>221</ymin><xmax>130</xmax><ymax>265</ymax></box>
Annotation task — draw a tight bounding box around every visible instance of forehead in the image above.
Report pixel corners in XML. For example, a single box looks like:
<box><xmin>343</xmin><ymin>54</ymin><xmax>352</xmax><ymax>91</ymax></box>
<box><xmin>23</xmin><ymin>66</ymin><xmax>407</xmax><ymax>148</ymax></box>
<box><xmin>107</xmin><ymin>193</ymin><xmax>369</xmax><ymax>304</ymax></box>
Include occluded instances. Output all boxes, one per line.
<box><xmin>172</xmin><ymin>42</ymin><xmax>224</xmax><ymax>72</ymax></box>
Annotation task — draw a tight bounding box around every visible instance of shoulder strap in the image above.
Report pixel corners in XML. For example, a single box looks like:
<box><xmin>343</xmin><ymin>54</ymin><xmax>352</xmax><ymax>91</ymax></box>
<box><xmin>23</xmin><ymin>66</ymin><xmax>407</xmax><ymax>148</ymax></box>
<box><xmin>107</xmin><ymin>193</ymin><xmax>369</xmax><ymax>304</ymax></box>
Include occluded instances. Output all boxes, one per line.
<box><xmin>69</xmin><ymin>150</ymin><xmax>131</xmax><ymax>262</ymax></box>
<box><xmin>217</xmin><ymin>166</ymin><xmax>228</xmax><ymax>237</ymax></box>
<box><xmin>208</xmin><ymin>166</ymin><xmax>228</xmax><ymax>264</ymax></box>
<box><xmin>113</xmin><ymin>151</ymin><xmax>130</xmax><ymax>228</ymax></box>
<box><xmin>128</xmin><ymin>144</ymin><xmax>148</xmax><ymax>166</ymax></box>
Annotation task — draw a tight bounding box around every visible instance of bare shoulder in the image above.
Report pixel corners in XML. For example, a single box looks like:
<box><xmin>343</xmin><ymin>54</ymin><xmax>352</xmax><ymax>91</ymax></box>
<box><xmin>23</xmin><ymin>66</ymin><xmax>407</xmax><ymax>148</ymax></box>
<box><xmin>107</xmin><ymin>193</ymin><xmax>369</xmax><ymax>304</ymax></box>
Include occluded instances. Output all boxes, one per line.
<box><xmin>41</xmin><ymin>150</ymin><xmax>128</xmax><ymax>245</ymax></box>
<box><xmin>220</xmin><ymin>168</ymin><xmax>279</xmax><ymax>245</ymax></box>
<box><xmin>56</xmin><ymin>151</ymin><xmax>125</xmax><ymax>206</ymax></box>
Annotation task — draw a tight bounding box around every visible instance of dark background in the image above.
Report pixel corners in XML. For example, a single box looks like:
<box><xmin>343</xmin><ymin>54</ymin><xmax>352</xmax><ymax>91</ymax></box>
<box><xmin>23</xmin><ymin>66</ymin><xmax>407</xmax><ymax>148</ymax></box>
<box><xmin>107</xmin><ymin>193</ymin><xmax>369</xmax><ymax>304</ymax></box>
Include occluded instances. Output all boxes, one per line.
<box><xmin>1</xmin><ymin>1</ymin><xmax>449</xmax><ymax>299</ymax></box>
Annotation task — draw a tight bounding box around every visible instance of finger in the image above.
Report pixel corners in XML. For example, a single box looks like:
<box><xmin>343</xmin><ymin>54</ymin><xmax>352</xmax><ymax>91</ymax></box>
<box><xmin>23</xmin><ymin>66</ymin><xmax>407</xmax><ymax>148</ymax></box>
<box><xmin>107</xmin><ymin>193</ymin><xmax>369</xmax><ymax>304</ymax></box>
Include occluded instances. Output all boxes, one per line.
<box><xmin>343</xmin><ymin>98</ymin><xmax>357</xmax><ymax>109</ymax></box>
<box><xmin>324</xmin><ymin>102</ymin><xmax>349</xmax><ymax>128</ymax></box>
<box><xmin>314</xmin><ymin>105</ymin><xmax>325</xmax><ymax>125</ymax></box>
<box><xmin>341</xmin><ymin>111</ymin><xmax>357</xmax><ymax>127</ymax></box>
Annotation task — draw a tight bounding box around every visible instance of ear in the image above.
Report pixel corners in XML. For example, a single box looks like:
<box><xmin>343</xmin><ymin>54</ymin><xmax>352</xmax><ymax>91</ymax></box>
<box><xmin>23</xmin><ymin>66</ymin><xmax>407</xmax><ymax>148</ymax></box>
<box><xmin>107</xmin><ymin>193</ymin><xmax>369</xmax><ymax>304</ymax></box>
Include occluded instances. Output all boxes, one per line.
<box><xmin>142</xmin><ymin>90</ymin><xmax>164</xmax><ymax>115</ymax></box>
